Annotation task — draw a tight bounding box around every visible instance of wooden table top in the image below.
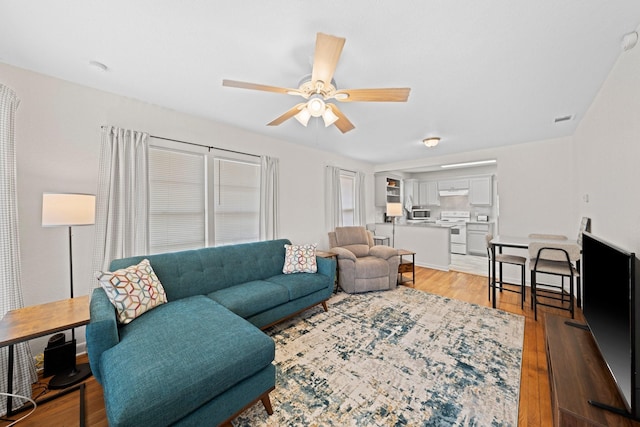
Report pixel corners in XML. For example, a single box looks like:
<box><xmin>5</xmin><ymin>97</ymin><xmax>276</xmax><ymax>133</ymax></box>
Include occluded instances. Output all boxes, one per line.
<box><xmin>397</xmin><ymin>249</ymin><xmax>416</xmax><ymax>256</ymax></box>
<box><xmin>0</xmin><ymin>295</ymin><xmax>91</xmax><ymax>347</ymax></box>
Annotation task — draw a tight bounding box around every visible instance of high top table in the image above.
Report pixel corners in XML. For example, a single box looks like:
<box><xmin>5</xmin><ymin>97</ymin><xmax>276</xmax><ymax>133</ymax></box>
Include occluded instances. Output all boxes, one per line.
<box><xmin>0</xmin><ymin>295</ymin><xmax>90</xmax><ymax>424</ymax></box>
<box><xmin>489</xmin><ymin>235</ymin><xmax>581</xmax><ymax>309</ymax></box>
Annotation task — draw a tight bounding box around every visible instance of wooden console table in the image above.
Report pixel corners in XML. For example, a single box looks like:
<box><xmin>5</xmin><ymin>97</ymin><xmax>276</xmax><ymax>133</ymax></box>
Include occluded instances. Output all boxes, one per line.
<box><xmin>0</xmin><ymin>295</ymin><xmax>91</xmax><ymax>425</ymax></box>
<box><xmin>545</xmin><ymin>314</ymin><xmax>640</xmax><ymax>426</ymax></box>
<box><xmin>397</xmin><ymin>249</ymin><xmax>415</xmax><ymax>287</ymax></box>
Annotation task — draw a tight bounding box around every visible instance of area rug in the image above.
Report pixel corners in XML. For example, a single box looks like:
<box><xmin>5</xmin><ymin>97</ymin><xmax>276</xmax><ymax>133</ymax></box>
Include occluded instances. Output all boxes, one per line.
<box><xmin>234</xmin><ymin>287</ymin><xmax>525</xmax><ymax>426</ymax></box>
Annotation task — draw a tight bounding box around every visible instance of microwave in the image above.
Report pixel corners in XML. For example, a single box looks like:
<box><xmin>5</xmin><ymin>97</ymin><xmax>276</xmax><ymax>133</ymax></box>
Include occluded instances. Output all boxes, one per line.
<box><xmin>410</xmin><ymin>207</ymin><xmax>431</xmax><ymax>220</ymax></box>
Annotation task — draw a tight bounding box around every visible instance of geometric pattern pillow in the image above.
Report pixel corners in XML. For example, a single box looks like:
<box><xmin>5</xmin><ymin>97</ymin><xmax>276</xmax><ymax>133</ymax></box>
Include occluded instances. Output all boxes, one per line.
<box><xmin>283</xmin><ymin>243</ymin><xmax>318</xmax><ymax>274</ymax></box>
<box><xmin>96</xmin><ymin>259</ymin><xmax>168</xmax><ymax>324</ymax></box>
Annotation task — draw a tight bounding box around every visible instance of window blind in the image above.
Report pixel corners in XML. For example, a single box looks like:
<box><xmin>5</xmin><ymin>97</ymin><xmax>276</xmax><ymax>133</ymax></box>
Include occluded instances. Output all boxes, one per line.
<box><xmin>214</xmin><ymin>158</ymin><xmax>260</xmax><ymax>246</ymax></box>
<box><xmin>340</xmin><ymin>173</ymin><xmax>355</xmax><ymax>226</ymax></box>
<box><xmin>149</xmin><ymin>148</ymin><xmax>206</xmax><ymax>253</ymax></box>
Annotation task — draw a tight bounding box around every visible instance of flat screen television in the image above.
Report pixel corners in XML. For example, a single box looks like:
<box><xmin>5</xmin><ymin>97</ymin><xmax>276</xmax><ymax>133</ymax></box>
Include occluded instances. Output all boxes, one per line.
<box><xmin>582</xmin><ymin>231</ymin><xmax>640</xmax><ymax>419</ymax></box>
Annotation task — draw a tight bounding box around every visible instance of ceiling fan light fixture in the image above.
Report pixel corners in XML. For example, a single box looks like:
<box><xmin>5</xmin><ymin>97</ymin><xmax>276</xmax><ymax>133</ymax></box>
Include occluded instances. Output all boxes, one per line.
<box><xmin>423</xmin><ymin>137</ymin><xmax>440</xmax><ymax>148</ymax></box>
<box><xmin>307</xmin><ymin>97</ymin><xmax>326</xmax><ymax>117</ymax></box>
<box><xmin>322</xmin><ymin>106</ymin><xmax>339</xmax><ymax>127</ymax></box>
<box><xmin>294</xmin><ymin>108</ymin><xmax>311</xmax><ymax>126</ymax></box>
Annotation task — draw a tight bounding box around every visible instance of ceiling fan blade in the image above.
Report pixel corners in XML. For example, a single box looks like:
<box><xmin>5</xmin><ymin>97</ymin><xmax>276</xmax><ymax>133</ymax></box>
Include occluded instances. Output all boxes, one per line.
<box><xmin>311</xmin><ymin>33</ymin><xmax>345</xmax><ymax>88</ymax></box>
<box><xmin>222</xmin><ymin>79</ymin><xmax>301</xmax><ymax>96</ymax></box>
<box><xmin>267</xmin><ymin>103</ymin><xmax>306</xmax><ymax>126</ymax></box>
<box><xmin>327</xmin><ymin>104</ymin><xmax>355</xmax><ymax>133</ymax></box>
<box><xmin>334</xmin><ymin>88</ymin><xmax>411</xmax><ymax>102</ymax></box>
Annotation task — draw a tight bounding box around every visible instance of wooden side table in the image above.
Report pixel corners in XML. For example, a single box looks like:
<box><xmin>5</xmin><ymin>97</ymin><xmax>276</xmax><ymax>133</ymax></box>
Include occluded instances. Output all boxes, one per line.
<box><xmin>0</xmin><ymin>295</ymin><xmax>91</xmax><ymax>425</ymax></box>
<box><xmin>316</xmin><ymin>250</ymin><xmax>339</xmax><ymax>293</ymax></box>
<box><xmin>397</xmin><ymin>249</ymin><xmax>416</xmax><ymax>287</ymax></box>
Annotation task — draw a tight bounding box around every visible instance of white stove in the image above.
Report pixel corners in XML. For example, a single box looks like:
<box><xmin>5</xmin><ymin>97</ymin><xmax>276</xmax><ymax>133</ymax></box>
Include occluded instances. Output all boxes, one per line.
<box><xmin>439</xmin><ymin>211</ymin><xmax>470</xmax><ymax>254</ymax></box>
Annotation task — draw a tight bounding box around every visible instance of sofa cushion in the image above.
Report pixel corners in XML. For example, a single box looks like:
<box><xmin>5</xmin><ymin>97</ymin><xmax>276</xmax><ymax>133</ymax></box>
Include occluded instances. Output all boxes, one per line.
<box><xmin>100</xmin><ymin>296</ymin><xmax>274</xmax><ymax>427</ymax></box>
<box><xmin>282</xmin><ymin>243</ymin><xmax>318</xmax><ymax>274</ymax></box>
<box><xmin>355</xmin><ymin>256</ymin><xmax>390</xmax><ymax>278</ymax></box>
<box><xmin>96</xmin><ymin>259</ymin><xmax>168</xmax><ymax>324</ymax></box>
<box><xmin>265</xmin><ymin>273</ymin><xmax>331</xmax><ymax>300</ymax></box>
<box><xmin>208</xmin><ymin>280</ymin><xmax>290</xmax><ymax>318</ymax></box>
<box><xmin>342</xmin><ymin>244</ymin><xmax>370</xmax><ymax>258</ymax></box>
<box><xmin>334</xmin><ymin>226</ymin><xmax>370</xmax><ymax>246</ymax></box>
<box><xmin>108</xmin><ymin>239</ymin><xmax>292</xmax><ymax>301</ymax></box>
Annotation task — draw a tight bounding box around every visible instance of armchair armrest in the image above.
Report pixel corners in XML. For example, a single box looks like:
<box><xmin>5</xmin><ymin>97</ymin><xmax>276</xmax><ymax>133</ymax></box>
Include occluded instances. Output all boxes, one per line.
<box><xmin>329</xmin><ymin>246</ymin><xmax>357</xmax><ymax>261</ymax></box>
<box><xmin>85</xmin><ymin>287</ymin><xmax>120</xmax><ymax>385</ymax></box>
<box><xmin>370</xmin><ymin>245</ymin><xmax>399</xmax><ymax>260</ymax></box>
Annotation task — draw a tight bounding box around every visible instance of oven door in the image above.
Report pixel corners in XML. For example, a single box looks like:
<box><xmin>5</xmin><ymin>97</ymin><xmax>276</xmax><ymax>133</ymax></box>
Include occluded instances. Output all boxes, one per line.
<box><xmin>450</xmin><ymin>225</ymin><xmax>466</xmax><ymax>244</ymax></box>
<box><xmin>450</xmin><ymin>225</ymin><xmax>467</xmax><ymax>254</ymax></box>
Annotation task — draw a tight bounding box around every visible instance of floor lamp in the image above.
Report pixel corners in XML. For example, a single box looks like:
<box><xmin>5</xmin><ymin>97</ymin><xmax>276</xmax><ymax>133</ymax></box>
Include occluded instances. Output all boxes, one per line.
<box><xmin>42</xmin><ymin>193</ymin><xmax>96</xmax><ymax>389</ymax></box>
<box><xmin>386</xmin><ymin>202</ymin><xmax>403</xmax><ymax>248</ymax></box>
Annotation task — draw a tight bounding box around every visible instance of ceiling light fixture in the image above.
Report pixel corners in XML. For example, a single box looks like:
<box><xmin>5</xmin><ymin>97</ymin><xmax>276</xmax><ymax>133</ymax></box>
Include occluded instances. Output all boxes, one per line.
<box><xmin>441</xmin><ymin>159</ymin><xmax>497</xmax><ymax>169</ymax></box>
<box><xmin>294</xmin><ymin>96</ymin><xmax>339</xmax><ymax>127</ymax></box>
<box><xmin>423</xmin><ymin>137</ymin><xmax>440</xmax><ymax>148</ymax></box>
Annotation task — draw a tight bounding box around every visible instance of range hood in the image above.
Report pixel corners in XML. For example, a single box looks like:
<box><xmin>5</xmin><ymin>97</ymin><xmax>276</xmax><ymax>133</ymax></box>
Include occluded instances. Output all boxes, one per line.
<box><xmin>439</xmin><ymin>189</ymin><xmax>469</xmax><ymax>197</ymax></box>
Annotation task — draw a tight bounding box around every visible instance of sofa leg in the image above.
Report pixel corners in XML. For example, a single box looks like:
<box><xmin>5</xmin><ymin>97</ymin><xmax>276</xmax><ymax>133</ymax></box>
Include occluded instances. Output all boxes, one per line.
<box><xmin>321</xmin><ymin>301</ymin><xmax>328</xmax><ymax>312</ymax></box>
<box><xmin>261</xmin><ymin>392</ymin><xmax>274</xmax><ymax>415</ymax></box>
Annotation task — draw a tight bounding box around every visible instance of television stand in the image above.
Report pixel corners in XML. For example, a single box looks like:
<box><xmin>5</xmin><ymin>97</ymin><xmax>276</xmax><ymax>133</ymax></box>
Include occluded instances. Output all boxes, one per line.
<box><xmin>545</xmin><ymin>314</ymin><xmax>640</xmax><ymax>426</ymax></box>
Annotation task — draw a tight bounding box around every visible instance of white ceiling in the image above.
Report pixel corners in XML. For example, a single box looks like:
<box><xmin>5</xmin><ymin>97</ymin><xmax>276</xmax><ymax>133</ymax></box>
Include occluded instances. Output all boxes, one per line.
<box><xmin>2</xmin><ymin>1</ymin><xmax>640</xmax><ymax>165</ymax></box>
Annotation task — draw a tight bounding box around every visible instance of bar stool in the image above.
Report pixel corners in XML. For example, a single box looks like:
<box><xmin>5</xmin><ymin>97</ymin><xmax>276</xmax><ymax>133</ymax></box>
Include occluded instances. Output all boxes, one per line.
<box><xmin>366</xmin><ymin>224</ymin><xmax>390</xmax><ymax>246</ymax></box>
<box><xmin>529</xmin><ymin>241</ymin><xmax>581</xmax><ymax>321</ymax></box>
<box><xmin>486</xmin><ymin>234</ymin><xmax>527</xmax><ymax>309</ymax></box>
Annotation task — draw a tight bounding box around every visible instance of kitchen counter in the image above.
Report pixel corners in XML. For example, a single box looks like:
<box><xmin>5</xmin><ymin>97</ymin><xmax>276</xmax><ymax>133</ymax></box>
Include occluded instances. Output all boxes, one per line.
<box><xmin>375</xmin><ymin>222</ymin><xmax>451</xmax><ymax>271</ymax></box>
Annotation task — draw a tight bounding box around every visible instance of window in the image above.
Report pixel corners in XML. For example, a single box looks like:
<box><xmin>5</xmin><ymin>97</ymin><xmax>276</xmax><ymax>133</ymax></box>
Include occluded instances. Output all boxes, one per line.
<box><xmin>340</xmin><ymin>172</ymin><xmax>355</xmax><ymax>226</ymax></box>
<box><xmin>149</xmin><ymin>149</ymin><xmax>206</xmax><ymax>254</ymax></box>
<box><xmin>148</xmin><ymin>145</ymin><xmax>260</xmax><ymax>253</ymax></box>
<box><xmin>213</xmin><ymin>158</ymin><xmax>260</xmax><ymax>246</ymax></box>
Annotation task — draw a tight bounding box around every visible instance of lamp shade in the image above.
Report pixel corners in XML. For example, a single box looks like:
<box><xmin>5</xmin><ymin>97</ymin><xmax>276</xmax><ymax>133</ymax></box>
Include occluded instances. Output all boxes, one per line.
<box><xmin>42</xmin><ymin>193</ymin><xmax>96</xmax><ymax>226</ymax></box>
<box><xmin>386</xmin><ymin>202</ymin><xmax>403</xmax><ymax>217</ymax></box>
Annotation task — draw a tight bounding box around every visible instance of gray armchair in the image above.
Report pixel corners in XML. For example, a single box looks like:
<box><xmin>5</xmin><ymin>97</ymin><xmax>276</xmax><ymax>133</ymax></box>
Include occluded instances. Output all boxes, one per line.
<box><xmin>328</xmin><ymin>226</ymin><xmax>400</xmax><ymax>294</ymax></box>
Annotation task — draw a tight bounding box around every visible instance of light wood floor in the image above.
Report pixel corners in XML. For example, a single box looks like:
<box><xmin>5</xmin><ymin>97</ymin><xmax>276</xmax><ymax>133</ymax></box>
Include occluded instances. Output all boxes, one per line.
<box><xmin>1</xmin><ymin>266</ymin><xmax>578</xmax><ymax>426</ymax></box>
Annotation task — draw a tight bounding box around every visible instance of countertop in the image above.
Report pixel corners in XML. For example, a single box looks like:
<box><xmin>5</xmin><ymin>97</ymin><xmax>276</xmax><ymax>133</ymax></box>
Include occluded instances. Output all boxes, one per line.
<box><xmin>376</xmin><ymin>221</ymin><xmax>452</xmax><ymax>228</ymax></box>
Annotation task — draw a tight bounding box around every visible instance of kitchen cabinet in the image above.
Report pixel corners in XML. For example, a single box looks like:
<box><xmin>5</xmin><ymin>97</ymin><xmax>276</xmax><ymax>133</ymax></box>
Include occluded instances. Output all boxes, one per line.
<box><xmin>419</xmin><ymin>181</ymin><xmax>440</xmax><ymax>206</ymax></box>
<box><xmin>469</xmin><ymin>176</ymin><xmax>493</xmax><ymax>206</ymax></box>
<box><xmin>375</xmin><ymin>174</ymin><xmax>402</xmax><ymax>207</ymax></box>
<box><xmin>404</xmin><ymin>179</ymin><xmax>419</xmax><ymax>206</ymax></box>
<box><xmin>438</xmin><ymin>179</ymin><xmax>469</xmax><ymax>191</ymax></box>
<box><xmin>466</xmin><ymin>222</ymin><xmax>493</xmax><ymax>256</ymax></box>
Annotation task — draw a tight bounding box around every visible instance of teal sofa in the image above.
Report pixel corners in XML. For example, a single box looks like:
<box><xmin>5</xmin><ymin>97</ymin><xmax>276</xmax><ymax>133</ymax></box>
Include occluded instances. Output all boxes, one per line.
<box><xmin>86</xmin><ymin>239</ymin><xmax>336</xmax><ymax>427</ymax></box>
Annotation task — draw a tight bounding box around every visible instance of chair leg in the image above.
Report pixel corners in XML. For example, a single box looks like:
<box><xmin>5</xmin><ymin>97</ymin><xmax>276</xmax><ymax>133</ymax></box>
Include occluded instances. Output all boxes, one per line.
<box><xmin>532</xmin><ymin>270</ymin><xmax>538</xmax><ymax>321</ymax></box>
<box><xmin>487</xmin><ymin>258</ymin><xmax>491</xmax><ymax>301</ymax></box>
<box><xmin>520</xmin><ymin>264</ymin><xmax>525</xmax><ymax>310</ymax></box>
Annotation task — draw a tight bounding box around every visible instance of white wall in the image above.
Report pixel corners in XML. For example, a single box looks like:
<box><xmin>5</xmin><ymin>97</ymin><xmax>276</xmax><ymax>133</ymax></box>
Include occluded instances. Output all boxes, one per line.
<box><xmin>0</xmin><ymin>63</ymin><xmax>375</xmax><ymax>354</ymax></box>
<box><xmin>574</xmin><ymin>37</ymin><xmax>640</xmax><ymax>255</ymax></box>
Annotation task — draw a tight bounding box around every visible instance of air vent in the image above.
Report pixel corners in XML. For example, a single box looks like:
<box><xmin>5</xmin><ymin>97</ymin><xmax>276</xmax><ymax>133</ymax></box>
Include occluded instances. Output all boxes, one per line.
<box><xmin>554</xmin><ymin>115</ymin><xmax>574</xmax><ymax>123</ymax></box>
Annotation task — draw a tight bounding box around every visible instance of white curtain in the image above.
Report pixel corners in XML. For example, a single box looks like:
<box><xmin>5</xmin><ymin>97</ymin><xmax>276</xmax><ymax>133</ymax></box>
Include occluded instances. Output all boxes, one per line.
<box><xmin>325</xmin><ymin>166</ymin><xmax>343</xmax><ymax>231</ymax></box>
<box><xmin>91</xmin><ymin>126</ymin><xmax>149</xmax><ymax>275</ymax></box>
<box><xmin>354</xmin><ymin>171</ymin><xmax>367</xmax><ymax>226</ymax></box>
<box><xmin>0</xmin><ymin>84</ymin><xmax>37</xmax><ymax>416</ymax></box>
<box><xmin>259</xmin><ymin>155</ymin><xmax>279</xmax><ymax>241</ymax></box>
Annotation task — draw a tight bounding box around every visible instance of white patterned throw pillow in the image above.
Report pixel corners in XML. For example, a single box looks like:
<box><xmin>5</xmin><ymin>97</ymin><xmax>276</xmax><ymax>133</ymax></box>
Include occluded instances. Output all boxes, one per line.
<box><xmin>283</xmin><ymin>243</ymin><xmax>318</xmax><ymax>274</ymax></box>
<box><xmin>96</xmin><ymin>259</ymin><xmax>168</xmax><ymax>324</ymax></box>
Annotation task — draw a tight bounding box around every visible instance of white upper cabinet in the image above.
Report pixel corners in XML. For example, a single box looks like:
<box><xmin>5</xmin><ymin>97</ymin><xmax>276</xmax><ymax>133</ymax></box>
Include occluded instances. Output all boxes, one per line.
<box><xmin>469</xmin><ymin>176</ymin><xmax>493</xmax><ymax>206</ymax></box>
<box><xmin>419</xmin><ymin>181</ymin><xmax>440</xmax><ymax>206</ymax></box>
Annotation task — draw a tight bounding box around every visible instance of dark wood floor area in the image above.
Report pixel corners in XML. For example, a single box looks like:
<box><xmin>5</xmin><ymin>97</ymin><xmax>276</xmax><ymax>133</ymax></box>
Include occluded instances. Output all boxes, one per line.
<box><xmin>1</xmin><ymin>266</ymin><xmax>577</xmax><ymax>426</ymax></box>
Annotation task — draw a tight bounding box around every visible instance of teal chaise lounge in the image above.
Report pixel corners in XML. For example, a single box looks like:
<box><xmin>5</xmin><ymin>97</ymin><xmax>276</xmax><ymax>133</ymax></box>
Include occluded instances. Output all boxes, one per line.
<box><xmin>86</xmin><ymin>239</ymin><xmax>335</xmax><ymax>427</ymax></box>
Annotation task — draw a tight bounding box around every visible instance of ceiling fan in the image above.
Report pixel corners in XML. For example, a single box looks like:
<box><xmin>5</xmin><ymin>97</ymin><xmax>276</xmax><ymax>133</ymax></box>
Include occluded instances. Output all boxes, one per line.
<box><xmin>222</xmin><ymin>32</ymin><xmax>411</xmax><ymax>134</ymax></box>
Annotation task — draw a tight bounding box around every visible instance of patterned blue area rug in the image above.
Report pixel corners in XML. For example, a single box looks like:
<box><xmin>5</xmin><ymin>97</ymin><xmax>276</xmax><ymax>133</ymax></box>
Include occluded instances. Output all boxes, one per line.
<box><xmin>234</xmin><ymin>287</ymin><xmax>525</xmax><ymax>426</ymax></box>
